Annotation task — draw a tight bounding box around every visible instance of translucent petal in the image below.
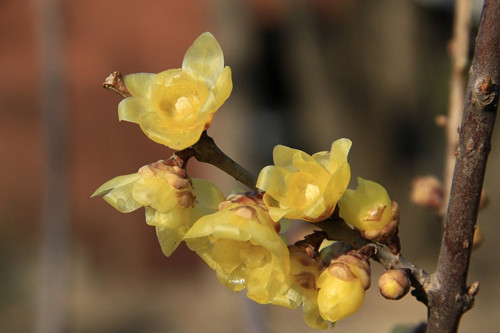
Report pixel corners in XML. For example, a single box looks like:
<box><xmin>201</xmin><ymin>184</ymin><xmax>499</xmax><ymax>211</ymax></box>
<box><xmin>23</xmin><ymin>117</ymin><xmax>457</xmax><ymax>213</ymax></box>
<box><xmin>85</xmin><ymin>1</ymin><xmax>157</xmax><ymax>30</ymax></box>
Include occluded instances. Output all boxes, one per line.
<box><xmin>141</xmin><ymin>115</ymin><xmax>205</xmax><ymax>150</ymax></box>
<box><xmin>182</xmin><ymin>32</ymin><xmax>224</xmax><ymax>88</ymax></box>
<box><xmin>118</xmin><ymin>97</ymin><xmax>157</xmax><ymax>124</ymax></box>
<box><xmin>123</xmin><ymin>73</ymin><xmax>156</xmax><ymax>98</ymax></box>
<box><xmin>292</xmin><ymin>152</ymin><xmax>329</xmax><ymax>179</ymax></box>
<box><xmin>213</xmin><ymin>66</ymin><xmax>233</xmax><ymax>110</ymax></box>
<box><xmin>272</xmin><ymin>145</ymin><xmax>300</xmax><ymax>172</ymax></box>
<box><xmin>328</xmin><ymin>138</ymin><xmax>352</xmax><ymax>172</ymax></box>
<box><xmin>132</xmin><ymin>175</ymin><xmax>179</xmax><ymax>213</ymax></box>
<box><xmin>192</xmin><ymin>178</ymin><xmax>225</xmax><ymax>215</ymax></box>
<box><xmin>92</xmin><ymin>174</ymin><xmax>140</xmax><ymax>197</ymax></box>
<box><xmin>216</xmin><ymin>261</ymin><xmax>247</xmax><ymax>292</ymax></box>
<box><xmin>153</xmin><ymin>207</ymin><xmax>191</xmax><ymax>257</ymax></box>
<box><xmin>248</xmin><ymin>214</ymin><xmax>289</xmax><ymax>259</ymax></box>
<box><xmin>302</xmin><ymin>295</ymin><xmax>329</xmax><ymax>329</ymax></box>
<box><xmin>92</xmin><ymin>174</ymin><xmax>142</xmax><ymax>213</ymax></box>
<box><xmin>184</xmin><ymin>214</ymin><xmax>217</xmax><ymax>239</ymax></box>
<box><xmin>311</xmin><ymin>151</ymin><xmax>331</xmax><ymax>172</ymax></box>
<box><xmin>267</xmin><ymin>203</ymin><xmax>294</xmax><ymax>222</ymax></box>
<box><xmin>256</xmin><ymin>165</ymin><xmax>288</xmax><ymax>199</ymax></box>
<box><xmin>301</xmin><ymin>197</ymin><xmax>330</xmax><ymax>221</ymax></box>
<box><xmin>211</xmin><ymin>216</ymin><xmax>251</xmax><ymax>241</ymax></box>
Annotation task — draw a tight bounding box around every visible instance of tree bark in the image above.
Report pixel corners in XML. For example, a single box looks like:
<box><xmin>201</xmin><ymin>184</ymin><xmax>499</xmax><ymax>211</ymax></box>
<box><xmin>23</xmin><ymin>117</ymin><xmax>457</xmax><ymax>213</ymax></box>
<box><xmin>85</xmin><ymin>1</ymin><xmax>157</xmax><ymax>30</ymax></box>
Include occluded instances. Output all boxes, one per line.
<box><xmin>426</xmin><ymin>1</ymin><xmax>500</xmax><ymax>332</ymax></box>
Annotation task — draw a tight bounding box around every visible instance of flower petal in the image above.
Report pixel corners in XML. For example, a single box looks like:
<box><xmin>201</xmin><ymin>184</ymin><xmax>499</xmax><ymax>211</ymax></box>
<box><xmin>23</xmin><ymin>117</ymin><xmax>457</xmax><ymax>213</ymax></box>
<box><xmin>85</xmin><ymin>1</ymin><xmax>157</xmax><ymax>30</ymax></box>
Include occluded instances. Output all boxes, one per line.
<box><xmin>132</xmin><ymin>175</ymin><xmax>179</xmax><ymax>213</ymax></box>
<box><xmin>150</xmin><ymin>206</ymin><xmax>191</xmax><ymax>257</ymax></box>
<box><xmin>92</xmin><ymin>174</ymin><xmax>142</xmax><ymax>213</ymax></box>
<box><xmin>123</xmin><ymin>73</ymin><xmax>156</xmax><ymax>98</ymax></box>
<box><xmin>182</xmin><ymin>32</ymin><xmax>224</xmax><ymax>88</ymax></box>
<box><xmin>213</xmin><ymin>66</ymin><xmax>233</xmax><ymax>110</ymax></box>
<box><xmin>118</xmin><ymin>97</ymin><xmax>157</xmax><ymax>124</ymax></box>
<box><xmin>192</xmin><ymin>178</ymin><xmax>225</xmax><ymax>216</ymax></box>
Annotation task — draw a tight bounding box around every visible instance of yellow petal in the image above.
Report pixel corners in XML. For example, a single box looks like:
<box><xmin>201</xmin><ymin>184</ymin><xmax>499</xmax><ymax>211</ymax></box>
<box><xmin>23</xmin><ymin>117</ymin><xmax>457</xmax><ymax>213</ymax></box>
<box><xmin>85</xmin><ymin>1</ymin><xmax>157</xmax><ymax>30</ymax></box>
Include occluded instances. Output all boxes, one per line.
<box><xmin>92</xmin><ymin>173</ymin><xmax>140</xmax><ymax>197</ymax></box>
<box><xmin>92</xmin><ymin>174</ymin><xmax>142</xmax><ymax>213</ymax></box>
<box><xmin>118</xmin><ymin>96</ymin><xmax>157</xmax><ymax>124</ymax></box>
<box><xmin>149</xmin><ymin>206</ymin><xmax>191</xmax><ymax>257</ymax></box>
<box><xmin>182</xmin><ymin>32</ymin><xmax>224</xmax><ymax>88</ymax></box>
<box><xmin>123</xmin><ymin>73</ymin><xmax>156</xmax><ymax>98</ymax></box>
<box><xmin>302</xmin><ymin>294</ymin><xmax>329</xmax><ymax>329</ymax></box>
<box><xmin>132</xmin><ymin>175</ymin><xmax>179</xmax><ymax>213</ymax></box>
<box><xmin>323</xmin><ymin>162</ymin><xmax>351</xmax><ymax>204</ymax></box>
<box><xmin>272</xmin><ymin>145</ymin><xmax>300</xmax><ymax>172</ymax></box>
<box><xmin>213</xmin><ymin>66</ymin><xmax>233</xmax><ymax>110</ymax></box>
<box><xmin>328</xmin><ymin>138</ymin><xmax>352</xmax><ymax>172</ymax></box>
<box><xmin>192</xmin><ymin>178</ymin><xmax>225</xmax><ymax>215</ymax></box>
<box><xmin>256</xmin><ymin>165</ymin><xmax>288</xmax><ymax>202</ymax></box>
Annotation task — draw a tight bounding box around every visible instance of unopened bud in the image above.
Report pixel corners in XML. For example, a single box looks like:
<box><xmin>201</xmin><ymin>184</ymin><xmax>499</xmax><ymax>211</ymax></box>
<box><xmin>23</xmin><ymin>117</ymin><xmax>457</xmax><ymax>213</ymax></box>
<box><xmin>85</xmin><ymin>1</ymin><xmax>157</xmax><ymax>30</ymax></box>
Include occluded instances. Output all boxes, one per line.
<box><xmin>339</xmin><ymin>178</ymin><xmax>393</xmax><ymax>242</ymax></box>
<box><xmin>472</xmin><ymin>225</ymin><xmax>483</xmax><ymax>250</ymax></box>
<box><xmin>410</xmin><ymin>176</ymin><xmax>444</xmax><ymax>210</ymax></box>
<box><xmin>378</xmin><ymin>269</ymin><xmax>410</xmax><ymax>300</ymax></box>
<box><xmin>317</xmin><ymin>251</ymin><xmax>371</xmax><ymax>323</ymax></box>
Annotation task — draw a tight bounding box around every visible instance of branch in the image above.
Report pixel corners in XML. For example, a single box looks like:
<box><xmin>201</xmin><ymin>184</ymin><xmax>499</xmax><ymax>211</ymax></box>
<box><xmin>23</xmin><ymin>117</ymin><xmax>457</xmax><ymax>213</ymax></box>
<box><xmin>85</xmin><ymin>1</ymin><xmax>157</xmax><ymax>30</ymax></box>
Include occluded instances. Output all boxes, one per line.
<box><xmin>187</xmin><ymin>132</ymin><xmax>258</xmax><ymax>192</ymax></box>
<box><xmin>427</xmin><ymin>1</ymin><xmax>500</xmax><ymax>331</ymax></box>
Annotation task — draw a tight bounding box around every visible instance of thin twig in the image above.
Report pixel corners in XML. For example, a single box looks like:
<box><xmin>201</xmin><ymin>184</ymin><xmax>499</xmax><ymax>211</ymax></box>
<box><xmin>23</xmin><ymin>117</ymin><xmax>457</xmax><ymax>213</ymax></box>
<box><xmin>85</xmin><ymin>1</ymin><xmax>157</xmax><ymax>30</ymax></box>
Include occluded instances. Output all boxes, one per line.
<box><xmin>189</xmin><ymin>131</ymin><xmax>258</xmax><ymax>192</ymax></box>
<box><xmin>427</xmin><ymin>1</ymin><xmax>500</xmax><ymax>331</ymax></box>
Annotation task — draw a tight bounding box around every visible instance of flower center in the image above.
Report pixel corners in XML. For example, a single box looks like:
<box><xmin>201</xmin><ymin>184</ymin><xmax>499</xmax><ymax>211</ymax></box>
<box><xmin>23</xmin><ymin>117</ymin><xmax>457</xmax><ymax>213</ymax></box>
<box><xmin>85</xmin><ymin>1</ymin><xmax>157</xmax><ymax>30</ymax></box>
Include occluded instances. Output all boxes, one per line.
<box><xmin>154</xmin><ymin>73</ymin><xmax>209</xmax><ymax>122</ymax></box>
<box><xmin>284</xmin><ymin>172</ymin><xmax>322</xmax><ymax>208</ymax></box>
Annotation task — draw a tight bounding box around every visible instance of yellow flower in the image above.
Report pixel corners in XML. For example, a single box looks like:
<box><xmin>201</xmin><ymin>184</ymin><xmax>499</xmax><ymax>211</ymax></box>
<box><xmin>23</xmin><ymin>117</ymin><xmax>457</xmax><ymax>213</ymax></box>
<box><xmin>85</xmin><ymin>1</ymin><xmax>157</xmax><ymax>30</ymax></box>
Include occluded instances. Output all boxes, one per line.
<box><xmin>271</xmin><ymin>244</ymin><xmax>328</xmax><ymax>329</ymax></box>
<box><xmin>317</xmin><ymin>253</ymin><xmax>371</xmax><ymax>323</ymax></box>
<box><xmin>92</xmin><ymin>158</ymin><xmax>225</xmax><ymax>257</ymax></box>
<box><xmin>183</xmin><ymin>193</ymin><xmax>290</xmax><ymax>304</ymax></box>
<box><xmin>256</xmin><ymin>139</ymin><xmax>352</xmax><ymax>222</ymax></box>
<box><xmin>118</xmin><ymin>32</ymin><xmax>232</xmax><ymax>150</ymax></box>
<box><xmin>338</xmin><ymin>177</ymin><xmax>395</xmax><ymax>241</ymax></box>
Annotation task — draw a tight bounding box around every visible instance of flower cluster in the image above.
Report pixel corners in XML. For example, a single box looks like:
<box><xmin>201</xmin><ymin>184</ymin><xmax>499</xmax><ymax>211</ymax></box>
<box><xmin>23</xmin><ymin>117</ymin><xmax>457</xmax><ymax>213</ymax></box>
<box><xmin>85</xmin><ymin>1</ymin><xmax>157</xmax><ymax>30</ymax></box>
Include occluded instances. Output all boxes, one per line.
<box><xmin>94</xmin><ymin>32</ymin><xmax>401</xmax><ymax>329</ymax></box>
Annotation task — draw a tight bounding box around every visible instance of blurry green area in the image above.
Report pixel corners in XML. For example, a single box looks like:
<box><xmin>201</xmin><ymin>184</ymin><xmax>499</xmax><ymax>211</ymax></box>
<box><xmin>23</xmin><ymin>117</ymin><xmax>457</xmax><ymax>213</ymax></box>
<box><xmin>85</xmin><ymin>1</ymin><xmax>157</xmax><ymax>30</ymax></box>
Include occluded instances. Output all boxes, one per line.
<box><xmin>1</xmin><ymin>0</ymin><xmax>499</xmax><ymax>332</ymax></box>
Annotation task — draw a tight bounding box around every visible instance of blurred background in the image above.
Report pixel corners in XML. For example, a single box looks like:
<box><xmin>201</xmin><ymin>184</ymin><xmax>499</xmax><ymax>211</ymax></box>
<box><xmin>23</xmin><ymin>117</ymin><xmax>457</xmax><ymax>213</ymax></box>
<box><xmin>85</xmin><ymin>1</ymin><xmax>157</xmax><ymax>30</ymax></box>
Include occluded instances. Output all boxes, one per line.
<box><xmin>1</xmin><ymin>0</ymin><xmax>499</xmax><ymax>332</ymax></box>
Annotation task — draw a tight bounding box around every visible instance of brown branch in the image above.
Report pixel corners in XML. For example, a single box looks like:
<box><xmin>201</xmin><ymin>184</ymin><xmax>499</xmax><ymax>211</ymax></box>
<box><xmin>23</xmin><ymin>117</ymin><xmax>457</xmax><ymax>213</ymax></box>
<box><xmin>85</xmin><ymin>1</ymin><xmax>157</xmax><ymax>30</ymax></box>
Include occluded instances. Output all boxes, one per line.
<box><xmin>426</xmin><ymin>1</ymin><xmax>500</xmax><ymax>332</ymax></box>
<box><xmin>188</xmin><ymin>131</ymin><xmax>258</xmax><ymax>192</ymax></box>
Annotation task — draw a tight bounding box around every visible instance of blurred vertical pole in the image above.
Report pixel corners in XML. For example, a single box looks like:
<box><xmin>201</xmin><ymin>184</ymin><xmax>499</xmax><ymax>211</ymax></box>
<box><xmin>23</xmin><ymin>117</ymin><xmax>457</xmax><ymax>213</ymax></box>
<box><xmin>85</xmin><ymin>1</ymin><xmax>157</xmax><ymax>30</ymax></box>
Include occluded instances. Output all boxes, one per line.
<box><xmin>32</xmin><ymin>0</ymin><xmax>70</xmax><ymax>332</ymax></box>
<box><xmin>443</xmin><ymin>0</ymin><xmax>472</xmax><ymax>214</ymax></box>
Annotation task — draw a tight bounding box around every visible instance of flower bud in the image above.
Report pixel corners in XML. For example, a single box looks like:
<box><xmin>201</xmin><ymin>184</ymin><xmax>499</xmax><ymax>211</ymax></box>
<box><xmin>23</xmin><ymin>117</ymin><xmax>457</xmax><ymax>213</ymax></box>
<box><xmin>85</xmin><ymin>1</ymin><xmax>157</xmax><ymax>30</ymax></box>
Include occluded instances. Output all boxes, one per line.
<box><xmin>339</xmin><ymin>177</ymin><xmax>396</xmax><ymax>242</ymax></box>
<box><xmin>378</xmin><ymin>269</ymin><xmax>410</xmax><ymax>300</ymax></box>
<box><xmin>410</xmin><ymin>175</ymin><xmax>444</xmax><ymax>210</ymax></box>
<box><xmin>472</xmin><ymin>225</ymin><xmax>483</xmax><ymax>250</ymax></box>
<box><xmin>317</xmin><ymin>252</ymin><xmax>371</xmax><ymax>323</ymax></box>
